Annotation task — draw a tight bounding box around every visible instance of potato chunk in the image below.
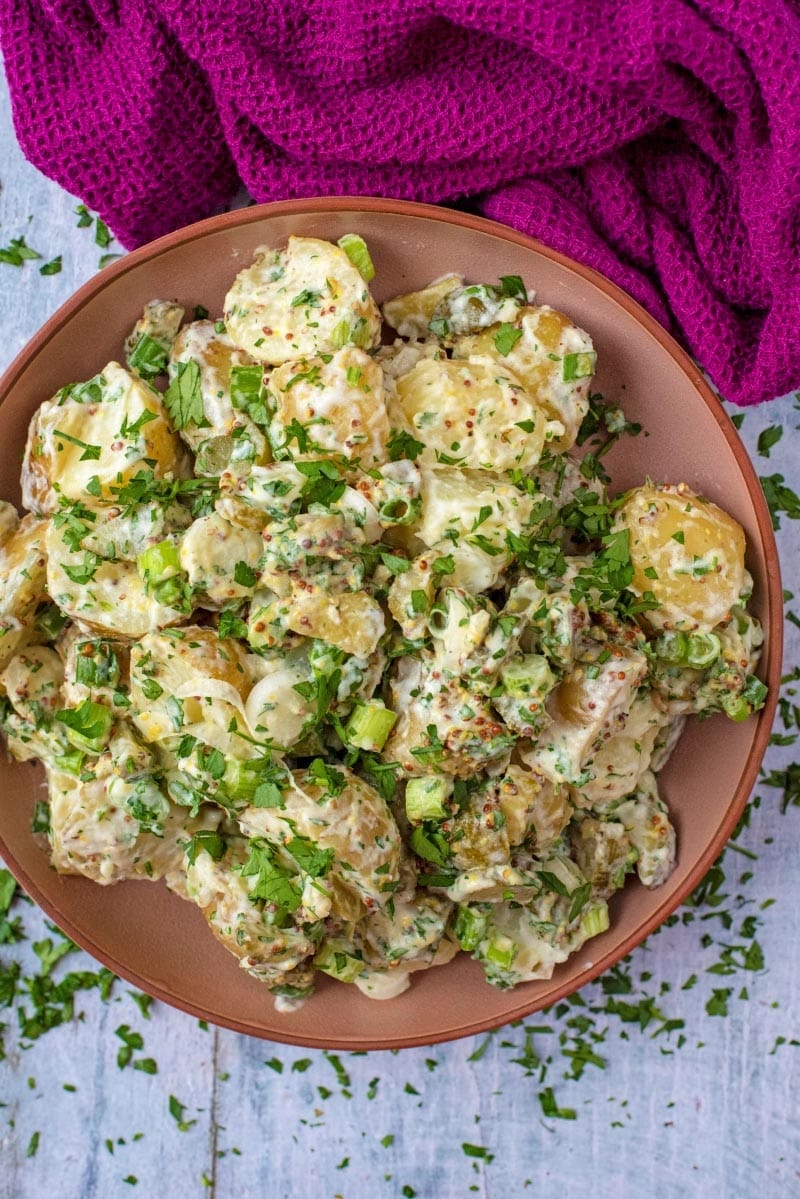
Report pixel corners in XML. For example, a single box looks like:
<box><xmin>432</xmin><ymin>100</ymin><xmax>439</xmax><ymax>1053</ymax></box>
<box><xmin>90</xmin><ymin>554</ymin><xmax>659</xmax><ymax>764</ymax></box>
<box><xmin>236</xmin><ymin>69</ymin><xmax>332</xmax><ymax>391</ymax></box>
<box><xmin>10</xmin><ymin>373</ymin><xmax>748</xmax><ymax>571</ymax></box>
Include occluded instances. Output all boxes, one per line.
<box><xmin>453</xmin><ymin>305</ymin><xmax>594</xmax><ymax>451</ymax></box>
<box><xmin>381</xmin><ymin>273</ymin><xmax>463</xmax><ymax>340</ymax></box>
<box><xmin>224</xmin><ymin>236</ymin><xmax>381</xmax><ymax>364</ymax></box>
<box><xmin>169</xmin><ymin>320</ymin><xmax>270</xmax><ymax>463</ymax></box>
<box><xmin>392</xmin><ymin>356</ymin><xmax>545</xmax><ymax>471</ymax></box>
<box><xmin>0</xmin><ymin>514</ymin><xmax>48</xmax><ymax>668</ymax></box>
<box><xmin>615</xmin><ymin>483</ymin><xmax>746</xmax><ymax>631</ymax></box>
<box><xmin>268</xmin><ymin>347</ymin><xmax>389</xmax><ymax>467</ymax></box>
<box><xmin>21</xmin><ymin>362</ymin><xmax>189</xmax><ymax>514</ymax></box>
<box><xmin>238</xmin><ymin>764</ymin><xmax>402</xmax><ymax>911</ymax></box>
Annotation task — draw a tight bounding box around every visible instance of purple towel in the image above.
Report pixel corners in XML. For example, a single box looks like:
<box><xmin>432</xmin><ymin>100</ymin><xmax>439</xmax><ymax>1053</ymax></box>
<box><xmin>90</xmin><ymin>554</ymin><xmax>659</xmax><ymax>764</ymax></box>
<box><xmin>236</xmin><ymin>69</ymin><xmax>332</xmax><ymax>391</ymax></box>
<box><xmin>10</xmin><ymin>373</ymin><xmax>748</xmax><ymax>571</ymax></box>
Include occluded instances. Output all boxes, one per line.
<box><xmin>2</xmin><ymin>0</ymin><xmax>798</xmax><ymax>406</ymax></box>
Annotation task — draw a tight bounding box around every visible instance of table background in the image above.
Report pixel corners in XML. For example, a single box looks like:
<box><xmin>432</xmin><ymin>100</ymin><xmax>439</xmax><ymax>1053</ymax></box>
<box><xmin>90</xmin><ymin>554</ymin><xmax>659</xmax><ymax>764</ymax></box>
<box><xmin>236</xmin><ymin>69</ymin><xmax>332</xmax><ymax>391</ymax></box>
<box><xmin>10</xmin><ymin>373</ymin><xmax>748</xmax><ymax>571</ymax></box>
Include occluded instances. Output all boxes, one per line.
<box><xmin>0</xmin><ymin>65</ymin><xmax>798</xmax><ymax>1199</ymax></box>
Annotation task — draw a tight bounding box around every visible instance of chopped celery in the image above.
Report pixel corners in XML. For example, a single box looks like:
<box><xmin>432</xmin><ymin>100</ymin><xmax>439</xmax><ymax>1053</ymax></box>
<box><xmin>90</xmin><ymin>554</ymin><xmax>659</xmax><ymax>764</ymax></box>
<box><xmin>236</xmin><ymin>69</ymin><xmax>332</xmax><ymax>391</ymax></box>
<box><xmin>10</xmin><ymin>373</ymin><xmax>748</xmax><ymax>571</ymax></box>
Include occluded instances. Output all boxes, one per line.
<box><xmin>337</xmin><ymin>233</ymin><xmax>375</xmax><ymax>282</ymax></box>
<box><xmin>500</xmin><ymin>654</ymin><xmax>555</xmax><ymax>700</ymax></box>
<box><xmin>315</xmin><ymin>941</ymin><xmax>365</xmax><ymax>983</ymax></box>
<box><xmin>329</xmin><ymin>318</ymin><xmax>351</xmax><ymax>349</ymax></box>
<box><xmin>54</xmin><ymin>747</ymin><xmax>86</xmax><ymax>775</ymax></box>
<box><xmin>137</xmin><ymin>540</ymin><xmax>181</xmax><ymax>583</ymax></box>
<box><xmin>74</xmin><ymin>641</ymin><xmax>120</xmax><ymax>689</ymax></box>
<box><xmin>405</xmin><ymin>776</ymin><xmax>452</xmax><ymax>824</ymax></box>
<box><xmin>344</xmin><ymin>701</ymin><xmax>397</xmax><ymax>752</ymax></box>
<box><xmin>685</xmin><ymin>632</ymin><xmax>721</xmax><ymax>668</ymax></box>
<box><xmin>581</xmin><ymin>901</ymin><xmax>610</xmax><ymax>938</ymax></box>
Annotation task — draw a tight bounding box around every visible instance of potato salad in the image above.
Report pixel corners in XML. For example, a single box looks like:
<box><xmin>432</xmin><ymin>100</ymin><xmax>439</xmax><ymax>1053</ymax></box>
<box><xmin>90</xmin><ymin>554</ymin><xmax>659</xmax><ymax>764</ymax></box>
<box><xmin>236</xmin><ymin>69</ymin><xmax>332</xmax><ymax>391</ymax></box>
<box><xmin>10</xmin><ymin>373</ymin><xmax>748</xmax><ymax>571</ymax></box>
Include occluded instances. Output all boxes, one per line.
<box><xmin>0</xmin><ymin>234</ymin><xmax>767</xmax><ymax>1010</ymax></box>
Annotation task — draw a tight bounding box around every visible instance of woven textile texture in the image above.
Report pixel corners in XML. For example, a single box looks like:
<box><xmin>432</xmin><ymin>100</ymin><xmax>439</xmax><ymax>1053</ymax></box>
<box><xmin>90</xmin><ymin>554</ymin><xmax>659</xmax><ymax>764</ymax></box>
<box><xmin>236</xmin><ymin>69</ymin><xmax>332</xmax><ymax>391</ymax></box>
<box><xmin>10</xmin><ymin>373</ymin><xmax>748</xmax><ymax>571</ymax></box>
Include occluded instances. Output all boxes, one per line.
<box><xmin>1</xmin><ymin>0</ymin><xmax>799</xmax><ymax>405</ymax></box>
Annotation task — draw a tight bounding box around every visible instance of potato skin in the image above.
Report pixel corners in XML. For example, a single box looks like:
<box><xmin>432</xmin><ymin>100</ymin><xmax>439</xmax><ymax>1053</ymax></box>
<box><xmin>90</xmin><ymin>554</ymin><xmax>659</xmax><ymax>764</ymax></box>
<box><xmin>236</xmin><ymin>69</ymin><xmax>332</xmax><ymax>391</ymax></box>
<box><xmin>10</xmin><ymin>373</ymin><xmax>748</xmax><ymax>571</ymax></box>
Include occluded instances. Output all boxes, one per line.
<box><xmin>615</xmin><ymin>482</ymin><xmax>746</xmax><ymax>631</ymax></box>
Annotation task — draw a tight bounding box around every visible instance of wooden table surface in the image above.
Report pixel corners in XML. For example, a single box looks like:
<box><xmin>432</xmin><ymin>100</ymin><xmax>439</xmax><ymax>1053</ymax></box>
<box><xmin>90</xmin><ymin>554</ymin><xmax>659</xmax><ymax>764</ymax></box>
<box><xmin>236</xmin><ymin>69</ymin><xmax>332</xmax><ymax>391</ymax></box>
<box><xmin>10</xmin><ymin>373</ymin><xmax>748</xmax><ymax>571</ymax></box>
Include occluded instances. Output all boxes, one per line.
<box><xmin>0</xmin><ymin>65</ymin><xmax>798</xmax><ymax>1199</ymax></box>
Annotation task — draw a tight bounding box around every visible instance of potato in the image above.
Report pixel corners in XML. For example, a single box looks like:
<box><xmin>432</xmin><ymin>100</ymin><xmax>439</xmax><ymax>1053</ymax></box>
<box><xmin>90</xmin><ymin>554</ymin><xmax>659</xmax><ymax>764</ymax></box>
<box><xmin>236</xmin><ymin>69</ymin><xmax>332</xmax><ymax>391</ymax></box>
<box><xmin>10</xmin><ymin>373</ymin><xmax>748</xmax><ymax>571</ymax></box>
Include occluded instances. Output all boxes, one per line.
<box><xmin>268</xmin><ymin>347</ymin><xmax>389</xmax><ymax>467</ymax></box>
<box><xmin>21</xmin><ymin>362</ymin><xmax>189</xmax><ymax>514</ymax></box>
<box><xmin>46</xmin><ymin>519</ymin><xmax>187</xmax><ymax>640</ymax></box>
<box><xmin>238</xmin><ymin>764</ymin><xmax>402</xmax><ymax>910</ymax></box>
<box><xmin>1</xmin><ymin>646</ymin><xmax>64</xmax><ymax>723</ymax></box>
<box><xmin>179</xmin><ymin>512</ymin><xmax>263</xmax><ymax>607</ymax></box>
<box><xmin>224</xmin><ymin>235</ymin><xmax>381</xmax><ymax>364</ymax></box>
<box><xmin>392</xmin><ymin>355</ymin><xmax>545</xmax><ymax>471</ymax></box>
<box><xmin>0</xmin><ymin>514</ymin><xmax>48</xmax><ymax>668</ymax></box>
<box><xmin>453</xmin><ymin>305</ymin><xmax>594</xmax><ymax>450</ymax></box>
<box><xmin>284</xmin><ymin>586</ymin><xmax>385</xmax><ymax>657</ymax></box>
<box><xmin>185</xmin><ymin>837</ymin><xmax>316</xmax><ymax>981</ymax></box>
<box><xmin>169</xmin><ymin>320</ymin><xmax>270</xmax><ymax>462</ymax></box>
<box><xmin>381</xmin><ymin>273</ymin><xmax>463</xmax><ymax>340</ymax></box>
<box><xmin>129</xmin><ymin>626</ymin><xmax>255</xmax><ymax>747</ymax></box>
<box><xmin>614</xmin><ymin>483</ymin><xmax>746</xmax><ymax>631</ymax></box>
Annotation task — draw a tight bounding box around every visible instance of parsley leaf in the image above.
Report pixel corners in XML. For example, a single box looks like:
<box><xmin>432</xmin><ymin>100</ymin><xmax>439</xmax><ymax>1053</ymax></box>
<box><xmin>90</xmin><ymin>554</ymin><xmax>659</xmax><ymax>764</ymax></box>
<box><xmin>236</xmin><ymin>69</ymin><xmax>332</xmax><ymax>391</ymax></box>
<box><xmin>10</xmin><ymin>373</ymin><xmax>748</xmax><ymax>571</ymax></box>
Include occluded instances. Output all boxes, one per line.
<box><xmin>163</xmin><ymin>360</ymin><xmax>206</xmax><ymax>430</ymax></box>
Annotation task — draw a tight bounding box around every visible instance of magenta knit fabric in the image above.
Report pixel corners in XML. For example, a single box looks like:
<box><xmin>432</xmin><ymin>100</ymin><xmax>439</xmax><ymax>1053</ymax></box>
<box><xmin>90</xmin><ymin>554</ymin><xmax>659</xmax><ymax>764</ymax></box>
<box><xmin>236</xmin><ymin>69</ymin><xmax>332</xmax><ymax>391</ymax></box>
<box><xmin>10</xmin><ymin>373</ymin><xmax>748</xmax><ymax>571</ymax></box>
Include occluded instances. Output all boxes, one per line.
<box><xmin>2</xmin><ymin>0</ymin><xmax>799</xmax><ymax>405</ymax></box>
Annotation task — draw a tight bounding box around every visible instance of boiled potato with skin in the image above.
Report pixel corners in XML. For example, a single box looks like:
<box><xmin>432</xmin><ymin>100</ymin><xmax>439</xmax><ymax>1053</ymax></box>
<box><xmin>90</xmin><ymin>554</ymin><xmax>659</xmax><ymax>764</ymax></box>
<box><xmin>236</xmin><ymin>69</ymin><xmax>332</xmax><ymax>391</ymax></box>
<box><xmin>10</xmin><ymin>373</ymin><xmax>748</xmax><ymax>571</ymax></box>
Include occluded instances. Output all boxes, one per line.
<box><xmin>381</xmin><ymin>273</ymin><xmax>463</xmax><ymax>340</ymax></box>
<box><xmin>494</xmin><ymin>762</ymin><xmax>572</xmax><ymax>852</ymax></box>
<box><xmin>179</xmin><ymin>512</ymin><xmax>263</xmax><ymax>607</ymax></box>
<box><xmin>129</xmin><ymin>626</ymin><xmax>255</xmax><ymax>747</ymax></box>
<box><xmin>392</xmin><ymin>355</ymin><xmax>545</xmax><ymax>471</ymax></box>
<box><xmin>615</xmin><ymin>483</ymin><xmax>746</xmax><ymax>632</ymax></box>
<box><xmin>0</xmin><ymin>514</ymin><xmax>48</xmax><ymax>669</ymax></box>
<box><xmin>238</xmin><ymin>764</ymin><xmax>402</xmax><ymax>910</ymax></box>
<box><xmin>169</xmin><ymin>320</ymin><xmax>270</xmax><ymax>462</ymax></box>
<box><xmin>46</xmin><ymin>519</ymin><xmax>188</xmax><ymax>640</ymax></box>
<box><xmin>1</xmin><ymin>646</ymin><xmax>64</xmax><ymax>723</ymax></box>
<box><xmin>284</xmin><ymin>585</ymin><xmax>385</xmax><ymax>657</ymax></box>
<box><xmin>224</xmin><ymin>236</ymin><xmax>381</xmax><ymax>365</ymax></box>
<box><xmin>453</xmin><ymin>305</ymin><xmax>594</xmax><ymax>451</ymax></box>
<box><xmin>21</xmin><ymin>362</ymin><xmax>189</xmax><ymax>515</ymax></box>
<box><xmin>185</xmin><ymin>836</ymin><xmax>316</xmax><ymax>981</ymax></box>
<box><xmin>268</xmin><ymin>347</ymin><xmax>389</xmax><ymax>467</ymax></box>
<box><xmin>47</xmin><ymin>728</ymin><xmax>213</xmax><ymax>885</ymax></box>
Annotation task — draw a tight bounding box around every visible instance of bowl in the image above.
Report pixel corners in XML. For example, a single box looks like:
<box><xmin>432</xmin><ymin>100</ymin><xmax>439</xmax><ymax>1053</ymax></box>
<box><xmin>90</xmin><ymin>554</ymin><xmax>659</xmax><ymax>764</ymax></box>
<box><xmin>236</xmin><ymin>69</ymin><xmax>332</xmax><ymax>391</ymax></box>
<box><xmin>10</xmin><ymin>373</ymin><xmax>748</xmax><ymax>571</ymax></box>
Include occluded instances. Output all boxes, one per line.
<box><xmin>0</xmin><ymin>197</ymin><xmax>782</xmax><ymax>1049</ymax></box>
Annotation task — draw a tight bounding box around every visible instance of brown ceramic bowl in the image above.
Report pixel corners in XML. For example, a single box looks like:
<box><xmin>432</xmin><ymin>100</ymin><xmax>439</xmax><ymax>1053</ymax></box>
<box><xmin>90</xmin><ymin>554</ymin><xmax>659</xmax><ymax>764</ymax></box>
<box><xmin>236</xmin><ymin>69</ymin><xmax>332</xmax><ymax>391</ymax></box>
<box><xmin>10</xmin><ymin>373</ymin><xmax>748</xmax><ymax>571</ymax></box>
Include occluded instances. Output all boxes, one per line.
<box><xmin>0</xmin><ymin>198</ymin><xmax>782</xmax><ymax>1049</ymax></box>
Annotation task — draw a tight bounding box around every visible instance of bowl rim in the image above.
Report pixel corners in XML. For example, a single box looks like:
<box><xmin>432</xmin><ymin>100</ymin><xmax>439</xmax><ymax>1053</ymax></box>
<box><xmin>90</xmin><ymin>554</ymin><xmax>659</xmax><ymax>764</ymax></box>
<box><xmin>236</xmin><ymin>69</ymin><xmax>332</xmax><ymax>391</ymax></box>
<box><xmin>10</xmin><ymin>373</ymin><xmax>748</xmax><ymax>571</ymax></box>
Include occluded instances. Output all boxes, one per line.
<box><xmin>0</xmin><ymin>195</ymin><xmax>784</xmax><ymax>1049</ymax></box>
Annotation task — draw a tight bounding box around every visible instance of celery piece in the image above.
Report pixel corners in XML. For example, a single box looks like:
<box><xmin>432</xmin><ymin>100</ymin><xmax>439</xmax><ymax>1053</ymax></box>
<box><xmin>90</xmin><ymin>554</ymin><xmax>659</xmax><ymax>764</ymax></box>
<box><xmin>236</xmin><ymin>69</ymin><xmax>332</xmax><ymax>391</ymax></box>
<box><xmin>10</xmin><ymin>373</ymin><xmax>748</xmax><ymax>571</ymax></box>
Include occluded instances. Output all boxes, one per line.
<box><xmin>329</xmin><ymin>318</ymin><xmax>351</xmax><ymax>349</ymax></box>
<box><xmin>685</xmin><ymin>632</ymin><xmax>721</xmax><ymax>668</ymax></box>
<box><xmin>580</xmin><ymin>901</ymin><xmax>610</xmax><ymax>939</ymax></box>
<box><xmin>137</xmin><ymin>540</ymin><xmax>181</xmax><ymax>583</ymax></box>
<box><xmin>315</xmin><ymin>941</ymin><xmax>365</xmax><ymax>984</ymax></box>
<box><xmin>34</xmin><ymin>602</ymin><xmax>68</xmax><ymax>641</ymax></box>
<box><xmin>337</xmin><ymin>234</ymin><xmax>375</xmax><ymax>283</ymax></box>
<box><xmin>500</xmin><ymin>654</ymin><xmax>555</xmax><ymax>700</ymax></box>
<box><xmin>405</xmin><ymin>776</ymin><xmax>452</xmax><ymax>825</ymax></box>
<box><xmin>344</xmin><ymin>701</ymin><xmax>397</xmax><ymax>752</ymax></box>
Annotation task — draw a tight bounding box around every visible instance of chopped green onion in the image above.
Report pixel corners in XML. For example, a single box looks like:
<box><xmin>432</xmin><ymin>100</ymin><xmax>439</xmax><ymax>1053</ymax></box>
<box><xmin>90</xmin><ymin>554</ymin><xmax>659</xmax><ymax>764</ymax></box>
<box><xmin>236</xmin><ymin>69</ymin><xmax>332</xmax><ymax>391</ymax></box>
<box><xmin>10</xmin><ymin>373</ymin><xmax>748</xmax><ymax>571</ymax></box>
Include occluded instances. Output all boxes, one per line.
<box><xmin>485</xmin><ymin>934</ymin><xmax>516</xmax><ymax>969</ymax></box>
<box><xmin>562</xmin><ymin>351</ymin><xmax>597</xmax><ymax>382</ymax></box>
<box><xmin>329</xmin><ymin>318</ymin><xmax>351</xmax><ymax>349</ymax></box>
<box><xmin>685</xmin><ymin>632</ymin><xmax>721</xmax><ymax>668</ymax></box>
<box><xmin>127</xmin><ymin>333</ymin><xmax>168</xmax><ymax>380</ymax></box>
<box><xmin>405</xmin><ymin>776</ymin><xmax>452</xmax><ymax>825</ymax></box>
<box><xmin>344</xmin><ymin>701</ymin><xmax>397</xmax><ymax>752</ymax></box>
<box><xmin>653</xmin><ymin>631</ymin><xmax>689</xmax><ymax>664</ymax></box>
<box><xmin>34</xmin><ymin>603</ymin><xmax>67</xmax><ymax>641</ymax></box>
<box><xmin>581</xmin><ymin>901</ymin><xmax>610</xmax><ymax>938</ymax></box>
<box><xmin>453</xmin><ymin>905</ymin><xmax>488</xmax><ymax>952</ymax></box>
<box><xmin>721</xmin><ymin>693</ymin><xmax>751</xmax><ymax>722</ymax></box>
<box><xmin>314</xmin><ymin>941</ymin><xmax>365</xmax><ymax>983</ymax></box>
<box><xmin>54</xmin><ymin>747</ymin><xmax>85</xmax><ymax>775</ymax></box>
<box><xmin>56</xmin><ymin>699</ymin><xmax>113</xmax><ymax>754</ymax></box>
<box><xmin>337</xmin><ymin>234</ymin><xmax>375</xmax><ymax>282</ymax></box>
<box><xmin>137</xmin><ymin>540</ymin><xmax>181</xmax><ymax>583</ymax></box>
<box><xmin>500</xmin><ymin>654</ymin><xmax>555</xmax><ymax>700</ymax></box>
